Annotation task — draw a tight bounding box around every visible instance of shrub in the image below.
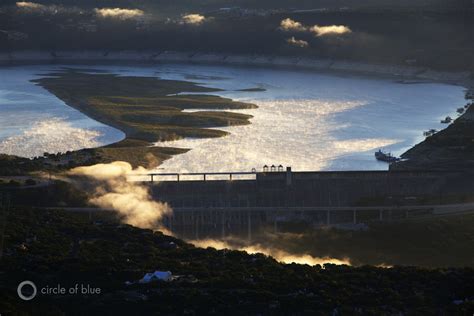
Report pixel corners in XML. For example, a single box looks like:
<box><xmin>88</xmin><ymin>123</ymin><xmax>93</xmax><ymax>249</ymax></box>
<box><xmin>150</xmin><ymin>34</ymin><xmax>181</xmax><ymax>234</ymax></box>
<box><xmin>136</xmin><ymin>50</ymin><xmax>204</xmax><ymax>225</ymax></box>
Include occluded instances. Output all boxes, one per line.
<box><xmin>25</xmin><ymin>179</ymin><xmax>37</xmax><ymax>186</ymax></box>
<box><xmin>8</xmin><ymin>180</ymin><xmax>21</xmax><ymax>187</ymax></box>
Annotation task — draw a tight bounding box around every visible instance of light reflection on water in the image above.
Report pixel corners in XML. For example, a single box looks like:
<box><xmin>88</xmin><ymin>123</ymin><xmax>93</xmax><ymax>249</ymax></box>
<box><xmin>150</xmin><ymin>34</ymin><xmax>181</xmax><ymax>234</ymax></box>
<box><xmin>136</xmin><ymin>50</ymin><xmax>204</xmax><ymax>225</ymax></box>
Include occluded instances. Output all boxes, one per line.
<box><xmin>0</xmin><ymin>66</ymin><xmax>125</xmax><ymax>158</ymax></box>
<box><xmin>151</xmin><ymin>64</ymin><xmax>466</xmax><ymax>172</ymax></box>
<box><xmin>0</xmin><ymin>64</ymin><xmax>466</xmax><ymax>171</ymax></box>
<box><xmin>158</xmin><ymin>99</ymin><xmax>399</xmax><ymax>172</ymax></box>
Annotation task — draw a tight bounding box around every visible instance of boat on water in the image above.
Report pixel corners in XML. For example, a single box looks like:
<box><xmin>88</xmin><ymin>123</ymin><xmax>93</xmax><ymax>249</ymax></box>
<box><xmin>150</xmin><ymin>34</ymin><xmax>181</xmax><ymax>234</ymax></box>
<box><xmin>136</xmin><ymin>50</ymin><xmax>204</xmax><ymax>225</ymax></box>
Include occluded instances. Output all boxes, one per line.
<box><xmin>375</xmin><ymin>149</ymin><xmax>400</xmax><ymax>163</ymax></box>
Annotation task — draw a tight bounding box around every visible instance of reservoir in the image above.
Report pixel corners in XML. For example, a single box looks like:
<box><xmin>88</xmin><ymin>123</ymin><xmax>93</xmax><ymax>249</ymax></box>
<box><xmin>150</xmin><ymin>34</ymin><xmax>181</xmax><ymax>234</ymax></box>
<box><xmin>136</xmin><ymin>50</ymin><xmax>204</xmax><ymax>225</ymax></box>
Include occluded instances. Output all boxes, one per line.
<box><xmin>0</xmin><ymin>66</ymin><xmax>125</xmax><ymax>157</ymax></box>
<box><xmin>0</xmin><ymin>64</ymin><xmax>466</xmax><ymax>171</ymax></box>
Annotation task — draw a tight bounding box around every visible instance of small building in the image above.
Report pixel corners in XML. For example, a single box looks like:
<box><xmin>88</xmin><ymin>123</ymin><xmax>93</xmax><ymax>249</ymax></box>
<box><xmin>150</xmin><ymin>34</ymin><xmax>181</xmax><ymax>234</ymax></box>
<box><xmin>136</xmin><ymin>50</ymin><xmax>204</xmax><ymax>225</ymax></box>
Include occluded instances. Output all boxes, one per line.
<box><xmin>139</xmin><ymin>271</ymin><xmax>172</xmax><ymax>284</ymax></box>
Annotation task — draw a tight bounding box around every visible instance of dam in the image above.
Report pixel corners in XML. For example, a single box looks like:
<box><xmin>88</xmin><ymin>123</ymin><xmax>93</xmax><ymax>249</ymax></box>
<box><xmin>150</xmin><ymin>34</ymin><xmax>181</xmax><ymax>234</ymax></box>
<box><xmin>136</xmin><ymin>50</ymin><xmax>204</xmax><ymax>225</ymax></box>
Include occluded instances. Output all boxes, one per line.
<box><xmin>146</xmin><ymin>168</ymin><xmax>472</xmax><ymax>207</ymax></box>
<box><xmin>139</xmin><ymin>168</ymin><xmax>474</xmax><ymax>238</ymax></box>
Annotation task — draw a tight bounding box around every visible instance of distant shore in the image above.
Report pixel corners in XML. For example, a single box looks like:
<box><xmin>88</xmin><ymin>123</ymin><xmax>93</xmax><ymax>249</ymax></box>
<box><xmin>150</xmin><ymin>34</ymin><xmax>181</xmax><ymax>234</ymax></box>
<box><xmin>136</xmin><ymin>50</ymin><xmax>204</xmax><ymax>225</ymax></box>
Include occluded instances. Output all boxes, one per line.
<box><xmin>0</xmin><ymin>50</ymin><xmax>472</xmax><ymax>87</ymax></box>
<box><xmin>1</xmin><ymin>50</ymin><xmax>472</xmax><ymax>171</ymax></box>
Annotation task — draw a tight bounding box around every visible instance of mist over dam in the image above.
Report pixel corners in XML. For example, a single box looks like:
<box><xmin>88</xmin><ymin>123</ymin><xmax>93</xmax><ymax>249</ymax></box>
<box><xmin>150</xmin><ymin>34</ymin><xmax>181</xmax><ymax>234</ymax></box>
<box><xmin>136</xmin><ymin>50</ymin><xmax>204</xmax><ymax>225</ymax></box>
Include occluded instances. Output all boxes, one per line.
<box><xmin>1</xmin><ymin>3</ymin><xmax>474</xmax><ymax>313</ymax></box>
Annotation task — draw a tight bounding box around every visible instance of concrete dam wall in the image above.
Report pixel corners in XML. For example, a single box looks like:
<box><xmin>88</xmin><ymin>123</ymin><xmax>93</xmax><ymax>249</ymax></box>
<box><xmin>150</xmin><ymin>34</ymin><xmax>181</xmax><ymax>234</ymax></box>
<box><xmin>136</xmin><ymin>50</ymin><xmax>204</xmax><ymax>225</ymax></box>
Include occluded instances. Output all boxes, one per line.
<box><xmin>151</xmin><ymin>169</ymin><xmax>473</xmax><ymax>238</ymax></box>
<box><xmin>149</xmin><ymin>169</ymin><xmax>470</xmax><ymax>208</ymax></box>
<box><xmin>145</xmin><ymin>169</ymin><xmax>474</xmax><ymax>237</ymax></box>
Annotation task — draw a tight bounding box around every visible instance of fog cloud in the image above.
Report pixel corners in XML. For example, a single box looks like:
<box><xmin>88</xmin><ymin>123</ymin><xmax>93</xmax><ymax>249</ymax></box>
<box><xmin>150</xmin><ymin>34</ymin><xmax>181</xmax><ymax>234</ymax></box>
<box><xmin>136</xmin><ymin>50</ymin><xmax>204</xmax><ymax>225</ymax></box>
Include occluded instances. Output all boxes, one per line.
<box><xmin>280</xmin><ymin>18</ymin><xmax>307</xmax><ymax>32</ymax></box>
<box><xmin>16</xmin><ymin>1</ymin><xmax>44</xmax><ymax>10</ymax></box>
<box><xmin>279</xmin><ymin>18</ymin><xmax>351</xmax><ymax>38</ymax></box>
<box><xmin>95</xmin><ymin>8</ymin><xmax>144</xmax><ymax>20</ymax></box>
<box><xmin>69</xmin><ymin>161</ymin><xmax>171</xmax><ymax>230</ymax></box>
<box><xmin>287</xmin><ymin>36</ymin><xmax>309</xmax><ymax>48</ymax></box>
<box><xmin>15</xmin><ymin>2</ymin><xmax>84</xmax><ymax>15</ymax></box>
<box><xmin>190</xmin><ymin>239</ymin><xmax>350</xmax><ymax>266</ymax></box>
<box><xmin>181</xmin><ymin>14</ymin><xmax>207</xmax><ymax>25</ymax></box>
<box><xmin>310</xmin><ymin>25</ymin><xmax>352</xmax><ymax>37</ymax></box>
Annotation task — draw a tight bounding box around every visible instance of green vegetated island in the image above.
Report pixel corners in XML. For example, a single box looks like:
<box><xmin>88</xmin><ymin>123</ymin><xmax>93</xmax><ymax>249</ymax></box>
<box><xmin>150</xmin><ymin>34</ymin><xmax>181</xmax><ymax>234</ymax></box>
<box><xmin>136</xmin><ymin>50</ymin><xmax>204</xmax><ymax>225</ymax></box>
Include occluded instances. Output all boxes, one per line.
<box><xmin>0</xmin><ymin>67</ymin><xmax>473</xmax><ymax>314</ymax></box>
<box><xmin>32</xmin><ymin>69</ymin><xmax>258</xmax><ymax>168</ymax></box>
<box><xmin>0</xmin><ymin>67</ymin><xmax>471</xmax><ymax>173</ymax></box>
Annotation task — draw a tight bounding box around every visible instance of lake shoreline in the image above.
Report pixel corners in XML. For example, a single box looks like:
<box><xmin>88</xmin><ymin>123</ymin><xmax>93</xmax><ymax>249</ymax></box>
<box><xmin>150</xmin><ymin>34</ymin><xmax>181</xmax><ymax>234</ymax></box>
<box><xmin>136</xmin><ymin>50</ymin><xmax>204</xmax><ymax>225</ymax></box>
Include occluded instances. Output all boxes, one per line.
<box><xmin>1</xmin><ymin>52</ymin><xmax>472</xmax><ymax>171</ymax></box>
<box><xmin>0</xmin><ymin>51</ymin><xmax>471</xmax><ymax>87</ymax></box>
<box><xmin>28</xmin><ymin>70</ymin><xmax>256</xmax><ymax>168</ymax></box>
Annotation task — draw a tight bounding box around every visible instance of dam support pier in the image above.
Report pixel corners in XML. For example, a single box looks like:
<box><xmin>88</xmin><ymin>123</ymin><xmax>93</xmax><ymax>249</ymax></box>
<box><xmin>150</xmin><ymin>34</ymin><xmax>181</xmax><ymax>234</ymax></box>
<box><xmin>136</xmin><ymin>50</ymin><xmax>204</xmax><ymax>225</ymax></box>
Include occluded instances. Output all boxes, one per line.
<box><xmin>162</xmin><ymin>206</ymin><xmax>436</xmax><ymax>240</ymax></box>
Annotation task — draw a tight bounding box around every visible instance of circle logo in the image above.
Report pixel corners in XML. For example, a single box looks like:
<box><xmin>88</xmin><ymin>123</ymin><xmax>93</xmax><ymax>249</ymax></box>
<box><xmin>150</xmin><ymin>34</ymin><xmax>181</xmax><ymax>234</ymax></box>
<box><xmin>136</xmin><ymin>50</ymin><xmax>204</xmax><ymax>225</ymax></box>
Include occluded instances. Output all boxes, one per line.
<box><xmin>17</xmin><ymin>280</ymin><xmax>37</xmax><ymax>301</ymax></box>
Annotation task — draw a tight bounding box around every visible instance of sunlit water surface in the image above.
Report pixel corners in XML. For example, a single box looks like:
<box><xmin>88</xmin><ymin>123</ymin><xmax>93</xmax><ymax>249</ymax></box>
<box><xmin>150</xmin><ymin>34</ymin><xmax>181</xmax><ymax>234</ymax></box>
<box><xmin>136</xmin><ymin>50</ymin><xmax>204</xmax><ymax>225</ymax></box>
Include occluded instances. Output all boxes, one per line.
<box><xmin>0</xmin><ymin>64</ymin><xmax>466</xmax><ymax>171</ymax></box>
<box><xmin>0</xmin><ymin>67</ymin><xmax>125</xmax><ymax>157</ymax></box>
